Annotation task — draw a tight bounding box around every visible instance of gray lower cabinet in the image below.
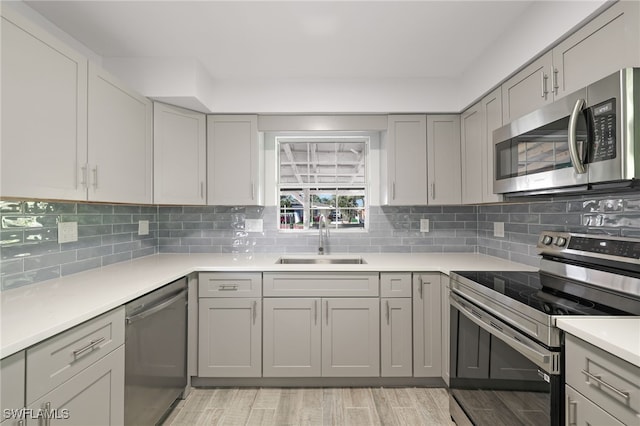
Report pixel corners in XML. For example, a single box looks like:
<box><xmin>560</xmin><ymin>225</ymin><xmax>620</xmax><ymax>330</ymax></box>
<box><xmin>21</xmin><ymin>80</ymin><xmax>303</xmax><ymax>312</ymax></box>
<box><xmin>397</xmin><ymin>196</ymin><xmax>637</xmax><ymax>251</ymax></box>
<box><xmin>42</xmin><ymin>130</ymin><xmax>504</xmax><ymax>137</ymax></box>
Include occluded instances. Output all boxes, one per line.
<box><xmin>413</xmin><ymin>273</ymin><xmax>442</xmax><ymax>377</ymax></box>
<box><xmin>198</xmin><ymin>297</ymin><xmax>262</xmax><ymax>377</ymax></box>
<box><xmin>262</xmin><ymin>298</ymin><xmax>321</xmax><ymax>377</ymax></box>
<box><xmin>25</xmin><ymin>307</ymin><xmax>125</xmax><ymax>426</ymax></box>
<box><xmin>1</xmin><ymin>352</ymin><xmax>25</xmax><ymax>426</ymax></box>
<box><xmin>322</xmin><ymin>298</ymin><xmax>379</xmax><ymax>377</ymax></box>
<box><xmin>263</xmin><ymin>297</ymin><xmax>379</xmax><ymax>378</ymax></box>
<box><xmin>381</xmin><ymin>298</ymin><xmax>412</xmax><ymax>377</ymax></box>
<box><xmin>27</xmin><ymin>346</ymin><xmax>125</xmax><ymax>426</ymax></box>
<box><xmin>565</xmin><ymin>334</ymin><xmax>639</xmax><ymax>426</ymax></box>
<box><xmin>565</xmin><ymin>384</ymin><xmax>624</xmax><ymax>426</ymax></box>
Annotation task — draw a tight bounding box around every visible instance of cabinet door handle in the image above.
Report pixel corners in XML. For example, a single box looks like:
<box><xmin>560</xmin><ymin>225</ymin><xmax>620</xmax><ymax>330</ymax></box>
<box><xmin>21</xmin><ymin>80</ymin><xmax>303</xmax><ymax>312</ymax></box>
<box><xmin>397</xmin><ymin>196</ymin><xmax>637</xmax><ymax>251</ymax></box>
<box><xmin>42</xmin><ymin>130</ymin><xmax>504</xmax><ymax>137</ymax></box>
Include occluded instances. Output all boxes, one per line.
<box><xmin>72</xmin><ymin>336</ymin><xmax>105</xmax><ymax>359</ymax></box>
<box><xmin>200</xmin><ymin>182</ymin><xmax>204</xmax><ymax>199</ymax></box>
<box><xmin>582</xmin><ymin>369</ymin><xmax>630</xmax><ymax>401</ymax></box>
<box><xmin>92</xmin><ymin>166</ymin><xmax>98</xmax><ymax>189</ymax></box>
<box><xmin>80</xmin><ymin>164</ymin><xmax>88</xmax><ymax>189</ymax></box>
<box><xmin>252</xmin><ymin>300</ymin><xmax>257</xmax><ymax>325</ymax></box>
<box><xmin>251</xmin><ymin>182</ymin><xmax>255</xmax><ymax>200</ymax></box>
<box><xmin>386</xmin><ymin>300</ymin><xmax>390</xmax><ymax>325</ymax></box>
<box><xmin>566</xmin><ymin>397</ymin><xmax>577</xmax><ymax>426</ymax></box>
<box><xmin>552</xmin><ymin>67</ymin><xmax>559</xmax><ymax>95</ymax></box>
<box><xmin>325</xmin><ymin>300</ymin><xmax>329</xmax><ymax>326</ymax></box>
<box><xmin>218</xmin><ymin>284</ymin><xmax>238</xmax><ymax>291</ymax></box>
<box><xmin>314</xmin><ymin>300</ymin><xmax>318</xmax><ymax>325</ymax></box>
<box><xmin>431</xmin><ymin>182</ymin><xmax>436</xmax><ymax>200</ymax></box>
<box><xmin>418</xmin><ymin>276</ymin><xmax>423</xmax><ymax>299</ymax></box>
<box><xmin>392</xmin><ymin>182</ymin><xmax>396</xmax><ymax>200</ymax></box>
<box><xmin>42</xmin><ymin>401</ymin><xmax>51</xmax><ymax>426</ymax></box>
<box><xmin>541</xmin><ymin>71</ymin><xmax>549</xmax><ymax>99</ymax></box>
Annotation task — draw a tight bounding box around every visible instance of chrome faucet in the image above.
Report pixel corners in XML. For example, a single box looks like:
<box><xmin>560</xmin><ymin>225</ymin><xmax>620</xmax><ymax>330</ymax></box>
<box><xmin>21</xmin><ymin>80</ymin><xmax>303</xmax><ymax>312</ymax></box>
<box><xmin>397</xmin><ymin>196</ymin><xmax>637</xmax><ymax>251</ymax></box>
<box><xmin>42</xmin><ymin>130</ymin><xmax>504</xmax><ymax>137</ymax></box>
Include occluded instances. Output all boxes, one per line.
<box><xmin>318</xmin><ymin>215</ymin><xmax>329</xmax><ymax>255</ymax></box>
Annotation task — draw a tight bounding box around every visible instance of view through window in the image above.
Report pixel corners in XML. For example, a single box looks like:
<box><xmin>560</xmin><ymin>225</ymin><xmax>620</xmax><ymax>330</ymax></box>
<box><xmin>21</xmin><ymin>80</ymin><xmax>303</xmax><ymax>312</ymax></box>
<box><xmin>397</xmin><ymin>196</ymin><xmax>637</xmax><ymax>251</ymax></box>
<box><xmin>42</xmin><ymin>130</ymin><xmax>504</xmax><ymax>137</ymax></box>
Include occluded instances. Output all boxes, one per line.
<box><xmin>277</xmin><ymin>136</ymin><xmax>367</xmax><ymax>231</ymax></box>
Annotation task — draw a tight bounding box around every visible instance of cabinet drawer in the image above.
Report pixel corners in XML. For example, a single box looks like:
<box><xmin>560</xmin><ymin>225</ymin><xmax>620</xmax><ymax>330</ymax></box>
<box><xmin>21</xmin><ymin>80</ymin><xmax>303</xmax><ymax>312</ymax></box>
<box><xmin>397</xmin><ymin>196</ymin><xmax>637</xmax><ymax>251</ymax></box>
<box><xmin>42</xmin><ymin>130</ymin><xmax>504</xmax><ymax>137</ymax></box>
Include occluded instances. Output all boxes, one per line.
<box><xmin>1</xmin><ymin>351</ymin><xmax>25</xmax><ymax>422</ymax></box>
<box><xmin>565</xmin><ymin>334</ymin><xmax>640</xmax><ymax>425</ymax></box>
<box><xmin>263</xmin><ymin>272</ymin><xmax>379</xmax><ymax>297</ymax></box>
<box><xmin>26</xmin><ymin>307</ymin><xmax>125</xmax><ymax>404</ymax></box>
<box><xmin>380</xmin><ymin>273</ymin><xmax>411</xmax><ymax>298</ymax></box>
<box><xmin>199</xmin><ymin>272</ymin><xmax>262</xmax><ymax>297</ymax></box>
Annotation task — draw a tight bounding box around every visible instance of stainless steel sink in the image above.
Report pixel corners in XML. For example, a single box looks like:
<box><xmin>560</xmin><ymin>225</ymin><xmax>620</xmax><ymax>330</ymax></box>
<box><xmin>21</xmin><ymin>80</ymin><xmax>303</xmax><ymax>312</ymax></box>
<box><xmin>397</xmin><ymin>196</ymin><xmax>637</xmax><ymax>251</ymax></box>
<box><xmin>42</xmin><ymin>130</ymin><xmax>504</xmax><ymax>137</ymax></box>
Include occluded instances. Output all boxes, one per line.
<box><xmin>276</xmin><ymin>256</ymin><xmax>367</xmax><ymax>265</ymax></box>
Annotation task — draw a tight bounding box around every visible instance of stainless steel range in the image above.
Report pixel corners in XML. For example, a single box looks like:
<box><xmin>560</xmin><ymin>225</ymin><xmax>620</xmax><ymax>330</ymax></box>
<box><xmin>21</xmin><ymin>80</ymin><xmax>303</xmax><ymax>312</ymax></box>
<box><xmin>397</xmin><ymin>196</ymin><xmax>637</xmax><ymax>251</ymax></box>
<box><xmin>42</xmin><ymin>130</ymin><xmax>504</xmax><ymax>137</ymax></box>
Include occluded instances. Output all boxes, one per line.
<box><xmin>449</xmin><ymin>231</ymin><xmax>640</xmax><ymax>426</ymax></box>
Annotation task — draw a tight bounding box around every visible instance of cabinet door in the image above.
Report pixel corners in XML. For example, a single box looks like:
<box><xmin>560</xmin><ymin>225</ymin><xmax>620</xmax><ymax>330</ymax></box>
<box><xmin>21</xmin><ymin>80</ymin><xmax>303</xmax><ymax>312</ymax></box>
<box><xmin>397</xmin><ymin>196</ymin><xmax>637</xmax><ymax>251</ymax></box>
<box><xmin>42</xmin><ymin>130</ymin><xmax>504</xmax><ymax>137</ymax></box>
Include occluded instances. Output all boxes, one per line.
<box><xmin>381</xmin><ymin>298</ymin><xmax>412</xmax><ymax>377</ymax></box>
<box><xmin>460</xmin><ymin>104</ymin><xmax>483</xmax><ymax>204</ymax></box>
<box><xmin>481</xmin><ymin>87</ymin><xmax>503</xmax><ymax>203</ymax></box>
<box><xmin>565</xmin><ymin>385</ymin><xmax>624</xmax><ymax>426</ymax></box>
<box><xmin>153</xmin><ymin>102</ymin><xmax>206</xmax><ymax>205</ymax></box>
<box><xmin>27</xmin><ymin>345</ymin><xmax>124</xmax><ymax>426</ymax></box>
<box><xmin>553</xmin><ymin>1</ymin><xmax>640</xmax><ymax>100</ymax></box>
<box><xmin>427</xmin><ymin>115</ymin><xmax>461</xmax><ymax>205</ymax></box>
<box><xmin>412</xmin><ymin>273</ymin><xmax>442</xmax><ymax>377</ymax></box>
<box><xmin>88</xmin><ymin>63</ymin><xmax>153</xmax><ymax>204</ymax></box>
<box><xmin>1</xmin><ymin>352</ymin><xmax>24</xmax><ymax>425</ymax></box>
<box><xmin>263</xmin><ymin>298</ymin><xmax>321</xmax><ymax>377</ymax></box>
<box><xmin>441</xmin><ymin>277</ymin><xmax>450</xmax><ymax>386</ymax></box>
<box><xmin>383</xmin><ymin>115</ymin><xmax>428</xmax><ymax>205</ymax></box>
<box><xmin>322</xmin><ymin>298</ymin><xmax>379</xmax><ymax>377</ymax></box>
<box><xmin>207</xmin><ymin>115</ymin><xmax>263</xmax><ymax>206</ymax></box>
<box><xmin>1</xmin><ymin>8</ymin><xmax>88</xmax><ymax>201</ymax></box>
<box><xmin>198</xmin><ymin>298</ymin><xmax>261</xmax><ymax>377</ymax></box>
<box><xmin>501</xmin><ymin>52</ymin><xmax>553</xmax><ymax>123</ymax></box>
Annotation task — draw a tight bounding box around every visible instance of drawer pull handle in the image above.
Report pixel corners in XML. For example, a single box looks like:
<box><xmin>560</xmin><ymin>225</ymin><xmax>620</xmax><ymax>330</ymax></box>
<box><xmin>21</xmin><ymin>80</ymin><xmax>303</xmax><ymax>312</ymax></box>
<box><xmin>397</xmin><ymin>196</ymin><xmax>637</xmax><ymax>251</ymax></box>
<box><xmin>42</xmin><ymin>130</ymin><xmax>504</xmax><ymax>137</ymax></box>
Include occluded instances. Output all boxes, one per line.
<box><xmin>582</xmin><ymin>370</ymin><xmax>630</xmax><ymax>400</ymax></box>
<box><xmin>72</xmin><ymin>337</ymin><xmax>105</xmax><ymax>359</ymax></box>
<box><xmin>218</xmin><ymin>284</ymin><xmax>238</xmax><ymax>291</ymax></box>
<box><xmin>567</xmin><ymin>397</ymin><xmax>577</xmax><ymax>426</ymax></box>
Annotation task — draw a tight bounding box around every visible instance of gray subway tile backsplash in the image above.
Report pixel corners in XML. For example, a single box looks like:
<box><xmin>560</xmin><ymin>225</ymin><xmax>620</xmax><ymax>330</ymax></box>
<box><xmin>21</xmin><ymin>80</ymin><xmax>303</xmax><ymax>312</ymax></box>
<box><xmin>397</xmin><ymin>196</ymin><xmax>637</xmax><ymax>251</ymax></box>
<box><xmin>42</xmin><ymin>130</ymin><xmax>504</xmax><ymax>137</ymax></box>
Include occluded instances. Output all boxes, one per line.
<box><xmin>3</xmin><ymin>191</ymin><xmax>640</xmax><ymax>290</ymax></box>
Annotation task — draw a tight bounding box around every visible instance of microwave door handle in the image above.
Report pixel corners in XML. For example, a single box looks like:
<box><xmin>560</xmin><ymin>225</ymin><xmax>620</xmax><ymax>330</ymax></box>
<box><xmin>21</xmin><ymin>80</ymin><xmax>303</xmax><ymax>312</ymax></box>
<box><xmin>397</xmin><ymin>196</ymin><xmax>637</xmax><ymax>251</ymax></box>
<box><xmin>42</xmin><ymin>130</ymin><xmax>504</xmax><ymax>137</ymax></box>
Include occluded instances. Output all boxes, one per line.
<box><xmin>568</xmin><ymin>98</ymin><xmax>587</xmax><ymax>174</ymax></box>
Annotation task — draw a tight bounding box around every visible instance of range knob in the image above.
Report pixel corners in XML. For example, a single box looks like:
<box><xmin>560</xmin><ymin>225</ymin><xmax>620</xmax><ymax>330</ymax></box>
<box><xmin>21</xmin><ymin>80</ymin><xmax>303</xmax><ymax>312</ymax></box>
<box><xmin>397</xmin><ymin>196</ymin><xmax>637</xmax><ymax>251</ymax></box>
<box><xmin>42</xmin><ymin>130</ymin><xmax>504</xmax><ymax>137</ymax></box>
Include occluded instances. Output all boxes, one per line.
<box><xmin>555</xmin><ymin>237</ymin><xmax>567</xmax><ymax>247</ymax></box>
<box><xmin>542</xmin><ymin>235</ymin><xmax>553</xmax><ymax>245</ymax></box>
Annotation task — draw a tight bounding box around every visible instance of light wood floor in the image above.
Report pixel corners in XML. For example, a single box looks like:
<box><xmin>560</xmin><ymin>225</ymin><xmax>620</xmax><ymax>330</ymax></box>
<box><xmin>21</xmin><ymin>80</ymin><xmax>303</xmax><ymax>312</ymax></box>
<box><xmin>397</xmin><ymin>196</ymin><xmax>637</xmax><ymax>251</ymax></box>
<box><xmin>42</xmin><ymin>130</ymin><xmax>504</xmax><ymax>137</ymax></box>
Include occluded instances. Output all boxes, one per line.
<box><xmin>162</xmin><ymin>387</ymin><xmax>454</xmax><ymax>426</ymax></box>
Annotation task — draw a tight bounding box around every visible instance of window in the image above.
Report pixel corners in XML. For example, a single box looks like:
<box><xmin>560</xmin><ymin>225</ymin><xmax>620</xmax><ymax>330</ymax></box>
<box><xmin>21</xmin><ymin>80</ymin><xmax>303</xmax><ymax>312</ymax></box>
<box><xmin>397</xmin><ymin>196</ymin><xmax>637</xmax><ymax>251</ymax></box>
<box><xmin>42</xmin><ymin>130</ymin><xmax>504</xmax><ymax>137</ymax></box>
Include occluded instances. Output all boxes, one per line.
<box><xmin>277</xmin><ymin>136</ymin><xmax>367</xmax><ymax>231</ymax></box>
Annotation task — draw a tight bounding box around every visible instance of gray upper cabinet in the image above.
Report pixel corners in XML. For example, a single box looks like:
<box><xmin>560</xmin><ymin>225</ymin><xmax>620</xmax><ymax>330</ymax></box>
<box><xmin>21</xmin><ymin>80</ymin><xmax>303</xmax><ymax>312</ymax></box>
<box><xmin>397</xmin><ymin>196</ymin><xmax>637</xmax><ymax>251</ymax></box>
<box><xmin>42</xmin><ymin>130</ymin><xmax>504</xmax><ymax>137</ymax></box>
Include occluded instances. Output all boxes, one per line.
<box><xmin>382</xmin><ymin>115</ymin><xmax>428</xmax><ymax>205</ymax></box>
<box><xmin>427</xmin><ymin>115</ymin><xmax>462</xmax><ymax>205</ymax></box>
<box><xmin>1</xmin><ymin>6</ymin><xmax>88</xmax><ymax>201</ymax></box>
<box><xmin>552</xmin><ymin>0</ymin><xmax>640</xmax><ymax>99</ymax></box>
<box><xmin>461</xmin><ymin>87</ymin><xmax>504</xmax><ymax>204</ymax></box>
<box><xmin>207</xmin><ymin>115</ymin><xmax>264</xmax><ymax>206</ymax></box>
<box><xmin>88</xmin><ymin>64</ymin><xmax>153</xmax><ymax>204</ymax></box>
<box><xmin>153</xmin><ymin>102</ymin><xmax>206</xmax><ymax>205</ymax></box>
<box><xmin>501</xmin><ymin>52</ymin><xmax>554</xmax><ymax>124</ymax></box>
<box><xmin>502</xmin><ymin>1</ymin><xmax>639</xmax><ymax>123</ymax></box>
<box><xmin>461</xmin><ymin>104</ymin><xmax>483</xmax><ymax>204</ymax></box>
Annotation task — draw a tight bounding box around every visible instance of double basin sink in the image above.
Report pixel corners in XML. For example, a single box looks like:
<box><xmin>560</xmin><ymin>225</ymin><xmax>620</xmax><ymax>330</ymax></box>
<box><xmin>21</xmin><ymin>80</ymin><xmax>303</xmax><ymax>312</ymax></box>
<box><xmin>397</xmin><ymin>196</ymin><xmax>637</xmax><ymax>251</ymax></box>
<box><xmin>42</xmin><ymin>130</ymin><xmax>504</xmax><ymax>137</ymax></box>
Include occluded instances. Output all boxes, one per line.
<box><xmin>276</xmin><ymin>256</ymin><xmax>367</xmax><ymax>265</ymax></box>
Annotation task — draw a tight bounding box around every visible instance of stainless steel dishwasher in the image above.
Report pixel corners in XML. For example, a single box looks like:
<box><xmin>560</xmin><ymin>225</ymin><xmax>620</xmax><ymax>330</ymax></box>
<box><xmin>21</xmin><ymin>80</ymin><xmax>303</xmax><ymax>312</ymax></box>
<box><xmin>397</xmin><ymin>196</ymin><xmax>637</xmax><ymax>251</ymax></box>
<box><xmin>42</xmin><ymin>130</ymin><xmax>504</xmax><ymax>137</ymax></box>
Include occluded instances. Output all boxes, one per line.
<box><xmin>125</xmin><ymin>277</ymin><xmax>187</xmax><ymax>425</ymax></box>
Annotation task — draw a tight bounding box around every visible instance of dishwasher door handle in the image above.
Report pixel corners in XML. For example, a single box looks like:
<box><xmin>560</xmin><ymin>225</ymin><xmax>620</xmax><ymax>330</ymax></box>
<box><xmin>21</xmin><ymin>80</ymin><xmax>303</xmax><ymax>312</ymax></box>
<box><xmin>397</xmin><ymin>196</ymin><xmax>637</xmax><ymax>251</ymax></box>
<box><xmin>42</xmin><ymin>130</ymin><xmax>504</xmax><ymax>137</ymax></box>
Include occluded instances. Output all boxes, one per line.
<box><xmin>126</xmin><ymin>290</ymin><xmax>186</xmax><ymax>324</ymax></box>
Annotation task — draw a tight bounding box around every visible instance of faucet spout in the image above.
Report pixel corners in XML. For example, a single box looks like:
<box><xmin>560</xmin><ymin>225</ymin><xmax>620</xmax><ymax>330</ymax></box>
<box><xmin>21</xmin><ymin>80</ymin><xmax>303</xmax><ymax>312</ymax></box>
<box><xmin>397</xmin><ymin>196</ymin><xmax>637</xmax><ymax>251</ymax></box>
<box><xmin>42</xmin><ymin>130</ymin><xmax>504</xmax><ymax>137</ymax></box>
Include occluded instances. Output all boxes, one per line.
<box><xmin>318</xmin><ymin>215</ymin><xmax>329</xmax><ymax>255</ymax></box>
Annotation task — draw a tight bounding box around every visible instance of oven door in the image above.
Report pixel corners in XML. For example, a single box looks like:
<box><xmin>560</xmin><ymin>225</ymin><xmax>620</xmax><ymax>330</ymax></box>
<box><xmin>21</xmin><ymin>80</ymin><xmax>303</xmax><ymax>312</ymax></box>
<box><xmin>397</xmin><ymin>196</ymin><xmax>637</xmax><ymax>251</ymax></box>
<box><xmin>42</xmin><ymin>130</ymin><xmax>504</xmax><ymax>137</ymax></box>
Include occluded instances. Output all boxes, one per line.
<box><xmin>449</xmin><ymin>293</ymin><xmax>563</xmax><ymax>426</ymax></box>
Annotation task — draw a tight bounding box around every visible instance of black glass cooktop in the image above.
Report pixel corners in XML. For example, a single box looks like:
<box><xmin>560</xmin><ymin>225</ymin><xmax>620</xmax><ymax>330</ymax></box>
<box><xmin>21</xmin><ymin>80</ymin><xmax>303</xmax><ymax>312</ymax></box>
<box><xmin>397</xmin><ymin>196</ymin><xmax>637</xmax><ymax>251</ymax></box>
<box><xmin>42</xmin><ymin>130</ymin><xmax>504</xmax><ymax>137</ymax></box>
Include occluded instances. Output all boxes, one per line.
<box><xmin>452</xmin><ymin>270</ymin><xmax>635</xmax><ymax>316</ymax></box>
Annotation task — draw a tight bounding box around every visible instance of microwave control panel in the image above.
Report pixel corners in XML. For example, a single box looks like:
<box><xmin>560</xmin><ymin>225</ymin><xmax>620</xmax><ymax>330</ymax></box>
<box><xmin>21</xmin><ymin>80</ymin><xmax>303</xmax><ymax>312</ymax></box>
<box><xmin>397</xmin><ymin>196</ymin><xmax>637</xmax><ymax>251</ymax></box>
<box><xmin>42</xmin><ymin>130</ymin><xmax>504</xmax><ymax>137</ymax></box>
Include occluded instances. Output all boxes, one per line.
<box><xmin>589</xmin><ymin>98</ymin><xmax>616</xmax><ymax>163</ymax></box>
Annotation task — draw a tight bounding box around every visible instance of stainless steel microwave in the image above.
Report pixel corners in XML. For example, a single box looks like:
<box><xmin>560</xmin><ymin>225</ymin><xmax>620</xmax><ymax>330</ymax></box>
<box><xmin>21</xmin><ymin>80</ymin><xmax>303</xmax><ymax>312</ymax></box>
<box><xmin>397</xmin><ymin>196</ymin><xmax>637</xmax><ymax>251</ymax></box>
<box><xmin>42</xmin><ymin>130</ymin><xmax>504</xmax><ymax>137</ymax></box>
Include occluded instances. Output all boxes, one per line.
<box><xmin>493</xmin><ymin>68</ymin><xmax>639</xmax><ymax>196</ymax></box>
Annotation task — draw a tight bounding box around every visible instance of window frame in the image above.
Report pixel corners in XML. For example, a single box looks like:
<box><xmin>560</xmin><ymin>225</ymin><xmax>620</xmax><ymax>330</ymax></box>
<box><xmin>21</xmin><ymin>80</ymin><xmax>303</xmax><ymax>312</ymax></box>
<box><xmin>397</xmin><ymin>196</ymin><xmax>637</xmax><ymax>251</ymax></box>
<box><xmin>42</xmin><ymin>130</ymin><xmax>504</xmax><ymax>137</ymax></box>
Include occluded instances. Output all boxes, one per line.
<box><xmin>276</xmin><ymin>135</ymin><xmax>370</xmax><ymax>233</ymax></box>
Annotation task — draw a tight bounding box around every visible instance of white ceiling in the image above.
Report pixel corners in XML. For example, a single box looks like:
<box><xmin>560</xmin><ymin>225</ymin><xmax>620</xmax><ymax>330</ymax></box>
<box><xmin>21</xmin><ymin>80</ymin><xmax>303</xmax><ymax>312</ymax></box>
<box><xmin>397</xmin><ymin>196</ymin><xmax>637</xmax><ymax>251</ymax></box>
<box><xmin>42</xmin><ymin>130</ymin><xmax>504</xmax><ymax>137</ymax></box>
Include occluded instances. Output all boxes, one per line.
<box><xmin>21</xmin><ymin>0</ymin><xmax>608</xmax><ymax>113</ymax></box>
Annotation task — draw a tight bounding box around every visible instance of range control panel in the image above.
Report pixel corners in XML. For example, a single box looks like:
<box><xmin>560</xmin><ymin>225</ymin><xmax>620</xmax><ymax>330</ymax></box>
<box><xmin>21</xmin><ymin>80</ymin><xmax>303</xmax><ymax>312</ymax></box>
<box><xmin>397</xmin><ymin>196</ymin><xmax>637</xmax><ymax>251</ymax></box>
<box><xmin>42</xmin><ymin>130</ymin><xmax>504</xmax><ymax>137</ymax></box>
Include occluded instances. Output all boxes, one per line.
<box><xmin>537</xmin><ymin>231</ymin><xmax>640</xmax><ymax>261</ymax></box>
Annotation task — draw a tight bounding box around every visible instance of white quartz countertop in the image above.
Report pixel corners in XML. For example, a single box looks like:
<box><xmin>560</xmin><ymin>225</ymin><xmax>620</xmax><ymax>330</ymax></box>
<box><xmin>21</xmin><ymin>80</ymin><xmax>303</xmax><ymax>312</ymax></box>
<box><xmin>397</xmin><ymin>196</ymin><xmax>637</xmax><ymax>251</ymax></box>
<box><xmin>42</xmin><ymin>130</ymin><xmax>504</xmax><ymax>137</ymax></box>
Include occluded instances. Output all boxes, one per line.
<box><xmin>556</xmin><ymin>317</ymin><xmax>640</xmax><ymax>367</ymax></box>
<box><xmin>1</xmin><ymin>252</ymin><xmax>535</xmax><ymax>358</ymax></box>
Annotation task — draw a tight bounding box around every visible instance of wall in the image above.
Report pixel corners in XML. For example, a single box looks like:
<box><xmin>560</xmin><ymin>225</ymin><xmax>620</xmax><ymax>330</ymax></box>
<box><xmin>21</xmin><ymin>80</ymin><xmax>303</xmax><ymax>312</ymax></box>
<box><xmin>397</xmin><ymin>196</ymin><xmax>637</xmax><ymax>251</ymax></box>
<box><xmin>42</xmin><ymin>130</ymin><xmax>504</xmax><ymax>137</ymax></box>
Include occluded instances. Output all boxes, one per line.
<box><xmin>477</xmin><ymin>192</ymin><xmax>640</xmax><ymax>267</ymax></box>
<box><xmin>3</xmin><ymin>191</ymin><xmax>640</xmax><ymax>291</ymax></box>
<box><xmin>0</xmin><ymin>200</ymin><xmax>157</xmax><ymax>291</ymax></box>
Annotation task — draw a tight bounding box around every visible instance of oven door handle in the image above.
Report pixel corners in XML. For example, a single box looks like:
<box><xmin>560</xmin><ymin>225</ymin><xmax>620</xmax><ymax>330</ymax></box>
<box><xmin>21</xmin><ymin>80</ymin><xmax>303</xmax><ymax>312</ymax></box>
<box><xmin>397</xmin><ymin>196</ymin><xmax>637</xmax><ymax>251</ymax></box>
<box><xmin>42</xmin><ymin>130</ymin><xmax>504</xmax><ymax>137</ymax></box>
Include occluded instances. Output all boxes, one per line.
<box><xmin>450</xmin><ymin>294</ymin><xmax>560</xmax><ymax>374</ymax></box>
